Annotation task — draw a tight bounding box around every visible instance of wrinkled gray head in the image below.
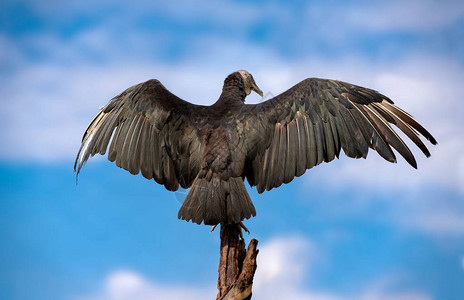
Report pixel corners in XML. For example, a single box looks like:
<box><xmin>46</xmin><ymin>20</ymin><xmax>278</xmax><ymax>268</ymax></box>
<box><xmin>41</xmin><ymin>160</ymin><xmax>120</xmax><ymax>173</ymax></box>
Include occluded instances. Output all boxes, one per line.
<box><xmin>237</xmin><ymin>70</ymin><xmax>263</xmax><ymax>97</ymax></box>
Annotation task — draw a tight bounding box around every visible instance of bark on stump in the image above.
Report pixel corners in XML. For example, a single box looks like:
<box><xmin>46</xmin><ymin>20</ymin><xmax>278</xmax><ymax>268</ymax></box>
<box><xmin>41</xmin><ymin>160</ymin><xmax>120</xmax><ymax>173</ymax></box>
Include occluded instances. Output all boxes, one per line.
<box><xmin>217</xmin><ymin>224</ymin><xmax>259</xmax><ymax>300</ymax></box>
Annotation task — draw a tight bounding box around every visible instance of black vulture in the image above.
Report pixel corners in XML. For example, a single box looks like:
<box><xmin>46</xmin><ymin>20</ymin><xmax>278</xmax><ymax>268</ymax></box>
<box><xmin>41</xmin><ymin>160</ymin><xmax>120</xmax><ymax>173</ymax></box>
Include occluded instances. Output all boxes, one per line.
<box><xmin>75</xmin><ymin>70</ymin><xmax>437</xmax><ymax>226</ymax></box>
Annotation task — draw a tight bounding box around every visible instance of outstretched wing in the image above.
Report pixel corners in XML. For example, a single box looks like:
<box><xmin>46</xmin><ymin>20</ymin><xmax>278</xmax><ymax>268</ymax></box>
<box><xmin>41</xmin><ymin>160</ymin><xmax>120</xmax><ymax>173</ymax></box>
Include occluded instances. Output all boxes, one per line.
<box><xmin>243</xmin><ymin>78</ymin><xmax>437</xmax><ymax>193</ymax></box>
<box><xmin>74</xmin><ymin>79</ymin><xmax>205</xmax><ymax>190</ymax></box>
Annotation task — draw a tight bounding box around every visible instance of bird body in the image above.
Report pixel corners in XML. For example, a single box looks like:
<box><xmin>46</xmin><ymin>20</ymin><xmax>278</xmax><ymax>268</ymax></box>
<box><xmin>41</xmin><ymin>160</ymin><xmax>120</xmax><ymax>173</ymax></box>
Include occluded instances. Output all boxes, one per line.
<box><xmin>75</xmin><ymin>70</ymin><xmax>436</xmax><ymax>226</ymax></box>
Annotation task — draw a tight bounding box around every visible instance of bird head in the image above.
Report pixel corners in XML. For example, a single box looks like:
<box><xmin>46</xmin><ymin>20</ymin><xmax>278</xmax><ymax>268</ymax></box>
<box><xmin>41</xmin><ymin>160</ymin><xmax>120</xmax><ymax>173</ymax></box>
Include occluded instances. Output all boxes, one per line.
<box><xmin>238</xmin><ymin>70</ymin><xmax>264</xmax><ymax>98</ymax></box>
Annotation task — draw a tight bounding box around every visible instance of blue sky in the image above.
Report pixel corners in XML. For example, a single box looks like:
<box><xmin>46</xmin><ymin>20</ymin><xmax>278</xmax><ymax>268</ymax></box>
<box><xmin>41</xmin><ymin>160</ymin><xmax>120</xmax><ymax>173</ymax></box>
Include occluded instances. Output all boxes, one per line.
<box><xmin>1</xmin><ymin>0</ymin><xmax>464</xmax><ymax>299</ymax></box>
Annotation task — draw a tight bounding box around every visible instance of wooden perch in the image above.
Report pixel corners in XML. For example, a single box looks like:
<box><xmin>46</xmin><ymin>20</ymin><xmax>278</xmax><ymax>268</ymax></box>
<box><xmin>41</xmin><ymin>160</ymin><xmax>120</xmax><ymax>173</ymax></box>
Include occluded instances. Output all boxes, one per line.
<box><xmin>217</xmin><ymin>224</ymin><xmax>259</xmax><ymax>300</ymax></box>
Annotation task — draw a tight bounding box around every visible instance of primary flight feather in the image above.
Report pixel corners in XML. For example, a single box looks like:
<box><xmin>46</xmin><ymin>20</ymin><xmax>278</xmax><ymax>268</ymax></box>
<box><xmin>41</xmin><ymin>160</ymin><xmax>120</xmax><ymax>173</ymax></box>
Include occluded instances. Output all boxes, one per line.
<box><xmin>75</xmin><ymin>70</ymin><xmax>437</xmax><ymax>225</ymax></box>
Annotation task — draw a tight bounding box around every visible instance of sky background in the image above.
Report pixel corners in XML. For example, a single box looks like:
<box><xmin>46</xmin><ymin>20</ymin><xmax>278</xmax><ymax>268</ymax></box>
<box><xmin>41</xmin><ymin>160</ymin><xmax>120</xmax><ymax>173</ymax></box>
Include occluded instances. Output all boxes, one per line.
<box><xmin>1</xmin><ymin>0</ymin><xmax>464</xmax><ymax>299</ymax></box>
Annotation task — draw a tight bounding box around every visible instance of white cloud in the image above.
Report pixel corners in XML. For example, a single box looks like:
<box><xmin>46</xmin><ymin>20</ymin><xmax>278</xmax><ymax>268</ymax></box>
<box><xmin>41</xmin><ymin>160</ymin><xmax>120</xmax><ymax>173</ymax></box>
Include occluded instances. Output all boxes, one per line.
<box><xmin>253</xmin><ymin>236</ymin><xmax>314</xmax><ymax>294</ymax></box>
<box><xmin>403</xmin><ymin>211</ymin><xmax>464</xmax><ymax>236</ymax></box>
<box><xmin>10</xmin><ymin>0</ymin><xmax>464</xmax><ymax>32</ymax></box>
<box><xmin>75</xmin><ymin>236</ymin><xmax>430</xmax><ymax>300</ymax></box>
<box><xmin>342</xmin><ymin>0</ymin><xmax>464</xmax><ymax>31</ymax></box>
<box><xmin>8</xmin><ymin>0</ymin><xmax>259</xmax><ymax>25</ymax></box>
<box><xmin>353</xmin><ymin>275</ymin><xmax>432</xmax><ymax>300</ymax></box>
<box><xmin>74</xmin><ymin>269</ymin><xmax>215</xmax><ymax>300</ymax></box>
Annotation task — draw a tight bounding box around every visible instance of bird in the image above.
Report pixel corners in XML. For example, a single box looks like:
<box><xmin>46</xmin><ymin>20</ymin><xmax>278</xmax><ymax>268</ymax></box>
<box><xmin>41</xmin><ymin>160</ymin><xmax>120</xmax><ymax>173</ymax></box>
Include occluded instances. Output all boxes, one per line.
<box><xmin>74</xmin><ymin>70</ymin><xmax>437</xmax><ymax>226</ymax></box>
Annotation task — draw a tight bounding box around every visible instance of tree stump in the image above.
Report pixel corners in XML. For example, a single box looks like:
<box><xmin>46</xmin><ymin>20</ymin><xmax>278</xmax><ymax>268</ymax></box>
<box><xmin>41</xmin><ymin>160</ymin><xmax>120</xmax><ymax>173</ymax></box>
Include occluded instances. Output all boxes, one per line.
<box><xmin>217</xmin><ymin>224</ymin><xmax>259</xmax><ymax>300</ymax></box>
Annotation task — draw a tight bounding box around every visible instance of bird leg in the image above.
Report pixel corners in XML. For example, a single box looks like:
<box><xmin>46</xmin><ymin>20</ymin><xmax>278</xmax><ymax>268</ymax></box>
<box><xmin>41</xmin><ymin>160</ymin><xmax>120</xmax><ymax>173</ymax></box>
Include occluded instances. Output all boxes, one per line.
<box><xmin>239</xmin><ymin>221</ymin><xmax>250</xmax><ymax>239</ymax></box>
<box><xmin>211</xmin><ymin>222</ymin><xmax>249</xmax><ymax>236</ymax></box>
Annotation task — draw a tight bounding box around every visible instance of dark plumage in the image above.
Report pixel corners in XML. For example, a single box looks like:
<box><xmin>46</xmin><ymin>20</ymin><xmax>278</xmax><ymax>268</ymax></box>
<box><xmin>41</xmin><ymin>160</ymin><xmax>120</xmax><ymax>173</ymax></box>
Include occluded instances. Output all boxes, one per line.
<box><xmin>75</xmin><ymin>70</ymin><xmax>437</xmax><ymax>225</ymax></box>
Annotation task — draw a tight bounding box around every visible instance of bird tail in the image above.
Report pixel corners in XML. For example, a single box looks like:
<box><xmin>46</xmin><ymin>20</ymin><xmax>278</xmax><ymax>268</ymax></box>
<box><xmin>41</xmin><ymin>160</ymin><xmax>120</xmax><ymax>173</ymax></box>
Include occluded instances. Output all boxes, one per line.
<box><xmin>178</xmin><ymin>175</ymin><xmax>256</xmax><ymax>225</ymax></box>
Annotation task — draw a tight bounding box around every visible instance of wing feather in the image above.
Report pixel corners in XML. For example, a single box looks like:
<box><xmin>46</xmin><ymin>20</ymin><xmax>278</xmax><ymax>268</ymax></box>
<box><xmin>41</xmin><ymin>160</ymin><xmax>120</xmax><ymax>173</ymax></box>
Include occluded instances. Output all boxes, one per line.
<box><xmin>313</xmin><ymin>120</ymin><xmax>325</xmax><ymax>165</ymax></box>
<box><xmin>372</xmin><ymin>102</ymin><xmax>431</xmax><ymax>157</ymax></box>
<box><xmin>284</xmin><ymin>121</ymin><xmax>297</xmax><ymax>184</ymax></box>
<box><xmin>295</xmin><ymin>112</ymin><xmax>307</xmax><ymax>177</ymax></box>
<box><xmin>128</xmin><ymin>114</ymin><xmax>144</xmax><ymax>174</ymax></box>
<box><xmin>108</xmin><ymin>119</ymin><xmax>123</xmax><ymax>162</ymax></box>
<box><xmin>303</xmin><ymin>115</ymin><xmax>318</xmax><ymax>169</ymax></box>
<box><xmin>75</xmin><ymin>79</ymin><xmax>204</xmax><ymax>190</ymax></box>
<box><xmin>323</xmin><ymin>118</ymin><xmax>336</xmax><ymax>162</ymax></box>
<box><xmin>382</xmin><ymin>101</ymin><xmax>437</xmax><ymax>145</ymax></box>
<box><xmin>266</xmin><ymin>124</ymin><xmax>281</xmax><ymax>191</ymax></box>
<box><xmin>95</xmin><ymin>109</ymin><xmax>121</xmax><ymax>155</ymax></box>
<box><xmin>350</xmin><ymin>102</ymin><xmax>396</xmax><ymax>163</ymax></box>
<box><xmin>118</xmin><ymin>113</ymin><xmax>140</xmax><ymax>171</ymax></box>
<box><xmin>140</xmin><ymin>117</ymin><xmax>154</xmax><ymax>180</ymax></box>
<box><xmin>276</xmin><ymin>123</ymin><xmax>287</xmax><ymax>188</ymax></box>
<box><xmin>244</xmin><ymin>78</ymin><xmax>436</xmax><ymax>193</ymax></box>
<box><xmin>362</xmin><ymin>104</ymin><xmax>416</xmax><ymax>168</ymax></box>
<box><xmin>115</xmin><ymin>114</ymin><xmax>136</xmax><ymax>170</ymax></box>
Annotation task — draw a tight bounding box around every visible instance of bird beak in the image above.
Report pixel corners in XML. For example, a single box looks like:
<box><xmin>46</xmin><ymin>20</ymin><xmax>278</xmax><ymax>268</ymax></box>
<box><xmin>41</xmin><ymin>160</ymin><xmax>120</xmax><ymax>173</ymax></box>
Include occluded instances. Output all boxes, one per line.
<box><xmin>251</xmin><ymin>83</ymin><xmax>263</xmax><ymax>97</ymax></box>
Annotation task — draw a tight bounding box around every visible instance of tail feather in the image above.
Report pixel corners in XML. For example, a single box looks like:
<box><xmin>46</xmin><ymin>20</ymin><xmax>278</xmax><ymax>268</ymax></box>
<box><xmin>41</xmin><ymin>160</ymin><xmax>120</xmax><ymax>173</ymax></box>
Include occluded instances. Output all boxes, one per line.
<box><xmin>178</xmin><ymin>175</ymin><xmax>256</xmax><ymax>225</ymax></box>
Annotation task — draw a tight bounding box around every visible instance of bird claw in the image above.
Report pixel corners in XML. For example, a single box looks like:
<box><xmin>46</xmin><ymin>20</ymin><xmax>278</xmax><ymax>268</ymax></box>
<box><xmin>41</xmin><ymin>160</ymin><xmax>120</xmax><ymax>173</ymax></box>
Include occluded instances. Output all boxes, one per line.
<box><xmin>210</xmin><ymin>224</ymin><xmax>217</xmax><ymax>233</ymax></box>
